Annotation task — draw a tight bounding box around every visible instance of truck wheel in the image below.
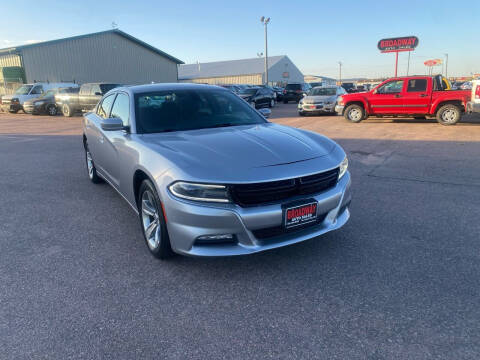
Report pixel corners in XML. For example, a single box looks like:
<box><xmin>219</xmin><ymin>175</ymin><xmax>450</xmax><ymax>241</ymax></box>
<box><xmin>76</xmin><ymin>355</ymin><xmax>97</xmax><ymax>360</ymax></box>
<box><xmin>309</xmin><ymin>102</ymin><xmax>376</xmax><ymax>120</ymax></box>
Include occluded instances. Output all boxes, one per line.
<box><xmin>436</xmin><ymin>104</ymin><xmax>460</xmax><ymax>125</ymax></box>
<box><xmin>62</xmin><ymin>104</ymin><xmax>74</xmax><ymax>117</ymax></box>
<box><xmin>344</xmin><ymin>104</ymin><xmax>364</xmax><ymax>123</ymax></box>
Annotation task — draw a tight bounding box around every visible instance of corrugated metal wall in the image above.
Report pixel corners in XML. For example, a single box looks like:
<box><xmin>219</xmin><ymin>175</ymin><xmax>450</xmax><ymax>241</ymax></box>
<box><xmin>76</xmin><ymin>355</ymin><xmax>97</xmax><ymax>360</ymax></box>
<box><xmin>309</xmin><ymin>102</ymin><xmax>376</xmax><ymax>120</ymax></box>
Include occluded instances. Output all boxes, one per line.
<box><xmin>268</xmin><ymin>56</ymin><xmax>304</xmax><ymax>85</ymax></box>
<box><xmin>20</xmin><ymin>32</ymin><xmax>178</xmax><ymax>84</ymax></box>
<box><xmin>179</xmin><ymin>74</ymin><xmax>262</xmax><ymax>85</ymax></box>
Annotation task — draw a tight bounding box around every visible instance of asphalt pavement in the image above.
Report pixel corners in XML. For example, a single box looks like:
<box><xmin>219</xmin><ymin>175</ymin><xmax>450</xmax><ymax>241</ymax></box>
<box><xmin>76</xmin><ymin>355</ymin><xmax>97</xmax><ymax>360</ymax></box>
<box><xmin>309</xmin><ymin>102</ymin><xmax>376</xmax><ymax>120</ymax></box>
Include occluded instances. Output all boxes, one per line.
<box><xmin>0</xmin><ymin>107</ymin><xmax>479</xmax><ymax>359</ymax></box>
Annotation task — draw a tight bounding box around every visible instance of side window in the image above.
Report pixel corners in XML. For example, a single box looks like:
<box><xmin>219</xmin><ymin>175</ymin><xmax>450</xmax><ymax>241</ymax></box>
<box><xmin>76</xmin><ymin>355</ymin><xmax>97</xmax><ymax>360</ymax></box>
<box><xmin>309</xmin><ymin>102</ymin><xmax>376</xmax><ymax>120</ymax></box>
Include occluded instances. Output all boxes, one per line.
<box><xmin>110</xmin><ymin>93</ymin><xmax>130</xmax><ymax>126</ymax></box>
<box><xmin>30</xmin><ymin>86</ymin><xmax>43</xmax><ymax>95</ymax></box>
<box><xmin>377</xmin><ymin>80</ymin><xmax>404</xmax><ymax>94</ymax></box>
<box><xmin>407</xmin><ymin>79</ymin><xmax>427</xmax><ymax>92</ymax></box>
<box><xmin>96</xmin><ymin>94</ymin><xmax>116</xmax><ymax>119</ymax></box>
<box><xmin>80</xmin><ymin>85</ymin><xmax>91</xmax><ymax>95</ymax></box>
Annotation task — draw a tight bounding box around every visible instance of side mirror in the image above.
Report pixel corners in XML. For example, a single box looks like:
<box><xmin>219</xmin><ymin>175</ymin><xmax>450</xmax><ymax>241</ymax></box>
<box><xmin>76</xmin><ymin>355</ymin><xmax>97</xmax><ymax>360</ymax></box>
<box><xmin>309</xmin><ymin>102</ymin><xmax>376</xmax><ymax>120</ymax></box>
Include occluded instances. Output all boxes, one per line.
<box><xmin>95</xmin><ymin>92</ymin><xmax>102</xmax><ymax>96</ymax></box>
<box><xmin>101</xmin><ymin>117</ymin><xmax>127</xmax><ymax>131</ymax></box>
<box><xmin>258</xmin><ymin>108</ymin><xmax>271</xmax><ymax>119</ymax></box>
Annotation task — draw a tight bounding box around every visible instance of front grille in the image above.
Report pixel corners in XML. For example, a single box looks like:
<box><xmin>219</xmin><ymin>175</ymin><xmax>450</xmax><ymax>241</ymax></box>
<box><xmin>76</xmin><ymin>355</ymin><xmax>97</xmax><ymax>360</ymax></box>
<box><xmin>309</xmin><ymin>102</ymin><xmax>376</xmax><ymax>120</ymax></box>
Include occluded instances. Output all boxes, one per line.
<box><xmin>252</xmin><ymin>213</ymin><xmax>327</xmax><ymax>240</ymax></box>
<box><xmin>229</xmin><ymin>168</ymin><xmax>339</xmax><ymax>207</ymax></box>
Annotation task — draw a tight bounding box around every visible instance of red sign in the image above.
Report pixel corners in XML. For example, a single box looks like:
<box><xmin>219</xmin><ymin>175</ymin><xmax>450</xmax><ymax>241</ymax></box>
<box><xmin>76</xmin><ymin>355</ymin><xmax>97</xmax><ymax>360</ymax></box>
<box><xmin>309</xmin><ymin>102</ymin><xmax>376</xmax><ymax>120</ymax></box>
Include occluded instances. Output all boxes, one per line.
<box><xmin>424</xmin><ymin>60</ymin><xmax>438</xmax><ymax>67</ymax></box>
<box><xmin>377</xmin><ymin>36</ymin><xmax>419</xmax><ymax>53</ymax></box>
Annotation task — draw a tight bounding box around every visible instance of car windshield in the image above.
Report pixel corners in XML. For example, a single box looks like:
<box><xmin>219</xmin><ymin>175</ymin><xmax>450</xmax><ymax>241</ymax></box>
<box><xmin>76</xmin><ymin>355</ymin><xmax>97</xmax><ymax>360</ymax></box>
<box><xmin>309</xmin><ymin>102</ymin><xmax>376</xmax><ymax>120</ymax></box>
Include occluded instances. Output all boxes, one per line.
<box><xmin>135</xmin><ymin>89</ymin><xmax>267</xmax><ymax>134</ymax></box>
<box><xmin>15</xmin><ymin>85</ymin><xmax>33</xmax><ymax>95</ymax></box>
<box><xmin>239</xmin><ymin>88</ymin><xmax>257</xmax><ymax>95</ymax></box>
<box><xmin>309</xmin><ymin>87</ymin><xmax>336</xmax><ymax>96</ymax></box>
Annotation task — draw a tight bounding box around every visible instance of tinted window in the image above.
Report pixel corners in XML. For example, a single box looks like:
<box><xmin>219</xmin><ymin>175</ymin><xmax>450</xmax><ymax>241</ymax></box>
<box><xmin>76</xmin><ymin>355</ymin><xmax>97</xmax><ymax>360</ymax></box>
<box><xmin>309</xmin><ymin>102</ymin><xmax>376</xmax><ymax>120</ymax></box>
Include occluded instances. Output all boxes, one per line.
<box><xmin>110</xmin><ymin>93</ymin><xmax>130</xmax><ymax>126</ymax></box>
<box><xmin>286</xmin><ymin>84</ymin><xmax>301</xmax><ymax>90</ymax></box>
<box><xmin>407</xmin><ymin>79</ymin><xmax>427</xmax><ymax>92</ymax></box>
<box><xmin>97</xmin><ymin>94</ymin><xmax>116</xmax><ymax>119</ymax></box>
<box><xmin>377</xmin><ymin>80</ymin><xmax>404</xmax><ymax>94</ymax></box>
<box><xmin>100</xmin><ymin>84</ymin><xmax>121</xmax><ymax>93</ymax></box>
<box><xmin>15</xmin><ymin>85</ymin><xmax>33</xmax><ymax>95</ymax></box>
<box><xmin>135</xmin><ymin>89</ymin><xmax>266</xmax><ymax>134</ymax></box>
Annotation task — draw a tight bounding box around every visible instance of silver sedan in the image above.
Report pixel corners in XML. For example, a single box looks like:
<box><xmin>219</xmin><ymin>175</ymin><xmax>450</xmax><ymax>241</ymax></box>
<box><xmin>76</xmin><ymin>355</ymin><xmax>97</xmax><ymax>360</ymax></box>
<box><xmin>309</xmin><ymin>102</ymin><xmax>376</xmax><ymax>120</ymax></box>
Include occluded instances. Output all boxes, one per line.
<box><xmin>83</xmin><ymin>83</ymin><xmax>351</xmax><ymax>259</ymax></box>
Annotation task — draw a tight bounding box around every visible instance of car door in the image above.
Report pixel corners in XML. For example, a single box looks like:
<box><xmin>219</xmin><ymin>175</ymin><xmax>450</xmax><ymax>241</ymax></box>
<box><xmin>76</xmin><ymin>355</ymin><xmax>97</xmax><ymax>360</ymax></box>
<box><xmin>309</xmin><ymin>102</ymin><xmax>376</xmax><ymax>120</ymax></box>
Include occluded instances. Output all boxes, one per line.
<box><xmin>27</xmin><ymin>85</ymin><xmax>44</xmax><ymax>102</ymax></box>
<box><xmin>401</xmin><ymin>78</ymin><xmax>431</xmax><ymax>114</ymax></box>
<box><xmin>257</xmin><ymin>89</ymin><xmax>267</xmax><ymax>107</ymax></box>
<box><xmin>79</xmin><ymin>84</ymin><xmax>91</xmax><ymax>110</ymax></box>
<box><xmin>88</xmin><ymin>94</ymin><xmax>116</xmax><ymax>181</ymax></box>
<box><xmin>99</xmin><ymin>92</ymin><xmax>131</xmax><ymax>189</ymax></box>
<box><xmin>368</xmin><ymin>79</ymin><xmax>405</xmax><ymax>114</ymax></box>
<box><xmin>88</xmin><ymin>84</ymin><xmax>102</xmax><ymax>110</ymax></box>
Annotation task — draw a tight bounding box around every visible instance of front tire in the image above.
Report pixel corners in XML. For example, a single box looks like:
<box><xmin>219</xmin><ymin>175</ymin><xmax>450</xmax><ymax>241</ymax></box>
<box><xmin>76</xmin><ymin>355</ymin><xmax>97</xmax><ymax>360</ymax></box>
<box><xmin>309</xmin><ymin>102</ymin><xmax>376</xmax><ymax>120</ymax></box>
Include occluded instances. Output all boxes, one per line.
<box><xmin>436</xmin><ymin>104</ymin><xmax>461</xmax><ymax>125</ymax></box>
<box><xmin>138</xmin><ymin>180</ymin><xmax>174</xmax><ymax>259</ymax></box>
<box><xmin>344</xmin><ymin>104</ymin><xmax>364</xmax><ymax>123</ymax></box>
<box><xmin>62</xmin><ymin>104</ymin><xmax>74</xmax><ymax>117</ymax></box>
<box><xmin>85</xmin><ymin>143</ymin><xmax>102</xmax><ymax>184</ymax></box>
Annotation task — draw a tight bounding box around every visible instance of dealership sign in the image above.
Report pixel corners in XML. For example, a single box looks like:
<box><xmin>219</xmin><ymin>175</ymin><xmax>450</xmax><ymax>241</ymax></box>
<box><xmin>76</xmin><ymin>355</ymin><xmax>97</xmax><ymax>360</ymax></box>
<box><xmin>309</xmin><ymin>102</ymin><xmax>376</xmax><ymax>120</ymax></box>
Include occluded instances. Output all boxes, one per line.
<box><xmin>424</xmin><ymin>59</ymin><xmax>443</xmax><ymax>67</ymax></box>
<box><xmin>377</xmin><ymin>36</ymin><xmax>419</xmax><ymax>53</ymax></box>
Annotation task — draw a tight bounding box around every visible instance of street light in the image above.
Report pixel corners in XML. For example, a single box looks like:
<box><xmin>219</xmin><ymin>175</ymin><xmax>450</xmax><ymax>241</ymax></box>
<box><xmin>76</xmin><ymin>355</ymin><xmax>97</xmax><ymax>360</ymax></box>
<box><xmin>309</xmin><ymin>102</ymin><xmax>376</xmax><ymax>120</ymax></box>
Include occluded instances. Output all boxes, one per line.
<box><xmin>338</xmin><ymin>61</ymin><xmax>342</xmax><ymax>85</ymax></box>
<box><xmin>444</xmin><ymin>53</ymin><xmax>449</xmax><ymax>79</ymax></box>
<box><xmin>260</xmin><ymin>16</ymin><xmax>270</xmax><ymax>85</ymax></box>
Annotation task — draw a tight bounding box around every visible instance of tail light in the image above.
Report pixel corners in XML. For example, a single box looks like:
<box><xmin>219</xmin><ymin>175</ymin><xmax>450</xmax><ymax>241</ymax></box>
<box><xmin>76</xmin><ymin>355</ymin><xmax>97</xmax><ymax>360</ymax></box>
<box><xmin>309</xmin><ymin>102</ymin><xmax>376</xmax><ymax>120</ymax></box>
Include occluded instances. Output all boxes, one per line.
<box><xmin>283</xmin><ymin>90</ymin><xmax>286</xmax><ymax>94</ymax></box>
<box><xmin>475</xmin><ymin>85</ymin><xmax>480</xmax><ymax>99</ymax></box>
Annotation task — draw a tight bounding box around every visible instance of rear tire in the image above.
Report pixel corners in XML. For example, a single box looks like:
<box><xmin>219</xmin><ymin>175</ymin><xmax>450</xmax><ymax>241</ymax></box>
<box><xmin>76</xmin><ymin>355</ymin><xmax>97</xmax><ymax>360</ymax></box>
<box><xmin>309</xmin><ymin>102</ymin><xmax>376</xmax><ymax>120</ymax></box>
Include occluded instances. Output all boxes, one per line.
<box><xmin>138</xmin><ymin>180</ymin><xmax>174</xmax><ymax>259</ymax></box>
<box><xmin>62</xmin><ymin>104</ymin><xmax>74</xmax><ymax>117</ymax></box>
<box><xmin>85</xmin><ymin>143</ymin><xmax>102</xmax><ymax>184</ymax></box>
<box><xmin>344</xmin><ymin>104</ymin><xmax>364</xmax><ymax>123</ymax></box>
<box><xmin>436</xmin><ymin>104</ymin><xmax>461</xmax><ymax>125</ymax></box>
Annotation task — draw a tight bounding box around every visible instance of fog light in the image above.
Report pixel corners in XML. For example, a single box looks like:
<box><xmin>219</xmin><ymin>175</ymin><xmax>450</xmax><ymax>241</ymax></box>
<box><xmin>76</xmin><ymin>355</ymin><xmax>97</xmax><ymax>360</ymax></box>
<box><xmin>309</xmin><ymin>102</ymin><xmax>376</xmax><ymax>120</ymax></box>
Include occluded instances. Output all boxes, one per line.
<box><xmin>195</xmin><ymin>234</ymin><xmax>236</xmax><ymax>245</ymax></box>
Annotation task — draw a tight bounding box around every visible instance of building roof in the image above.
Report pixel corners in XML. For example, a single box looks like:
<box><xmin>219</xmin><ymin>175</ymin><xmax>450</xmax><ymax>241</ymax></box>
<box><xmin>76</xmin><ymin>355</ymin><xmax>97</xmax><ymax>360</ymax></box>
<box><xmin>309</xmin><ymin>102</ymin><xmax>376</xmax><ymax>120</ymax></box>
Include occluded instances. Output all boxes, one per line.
<box><xmin>304</xmin><ymin>75</ymin><xmax>337</xmax><ymax>82</ymax></box>
<box><xmin>178</xmin><ymin>56</ymin><xmax>286</xmax><ymax>80</ymax></box>
<box><xmin>0</xmin><ymin>29</ymin><xmax>183</xmax><ymax>64</ymax></box>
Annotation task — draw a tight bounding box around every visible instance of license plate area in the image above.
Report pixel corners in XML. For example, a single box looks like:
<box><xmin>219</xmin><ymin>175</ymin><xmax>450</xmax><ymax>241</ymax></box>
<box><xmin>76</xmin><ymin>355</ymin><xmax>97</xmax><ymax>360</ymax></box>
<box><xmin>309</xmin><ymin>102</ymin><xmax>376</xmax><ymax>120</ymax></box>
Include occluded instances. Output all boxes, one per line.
<box><xmin>283</xmin><ymin>200</ymin><xmax>318</xmax><ymax>229</ymax></box>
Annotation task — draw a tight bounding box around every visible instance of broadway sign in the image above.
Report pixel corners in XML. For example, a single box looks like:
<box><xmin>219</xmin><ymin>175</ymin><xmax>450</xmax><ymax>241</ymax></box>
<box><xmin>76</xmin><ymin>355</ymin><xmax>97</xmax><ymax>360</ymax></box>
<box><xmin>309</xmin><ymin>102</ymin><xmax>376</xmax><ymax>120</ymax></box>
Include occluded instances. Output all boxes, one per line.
<box><xmin>377</xmin><ymin>36</ymin><xmax>419</xmax><ymax>53</ymax></box>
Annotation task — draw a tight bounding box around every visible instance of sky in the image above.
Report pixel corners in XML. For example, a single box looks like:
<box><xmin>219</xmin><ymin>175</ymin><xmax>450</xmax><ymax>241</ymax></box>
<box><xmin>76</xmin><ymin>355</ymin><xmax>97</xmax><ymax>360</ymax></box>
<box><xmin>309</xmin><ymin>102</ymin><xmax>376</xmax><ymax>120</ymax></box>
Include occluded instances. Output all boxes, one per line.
<box><xmin>1</xmin><ymin>0</ymin><xmax>479</xmax><ymax>79</ymax></box>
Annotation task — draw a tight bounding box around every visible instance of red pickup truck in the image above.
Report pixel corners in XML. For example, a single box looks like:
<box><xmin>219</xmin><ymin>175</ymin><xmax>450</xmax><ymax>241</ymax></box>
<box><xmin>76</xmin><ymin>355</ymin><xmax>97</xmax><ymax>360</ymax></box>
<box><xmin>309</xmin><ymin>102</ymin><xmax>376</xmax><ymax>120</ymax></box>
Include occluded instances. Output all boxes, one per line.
<box><xmin>335</xmin><ymin>75</ymin><xmax>471</xmax><ymax>125</ymax></box>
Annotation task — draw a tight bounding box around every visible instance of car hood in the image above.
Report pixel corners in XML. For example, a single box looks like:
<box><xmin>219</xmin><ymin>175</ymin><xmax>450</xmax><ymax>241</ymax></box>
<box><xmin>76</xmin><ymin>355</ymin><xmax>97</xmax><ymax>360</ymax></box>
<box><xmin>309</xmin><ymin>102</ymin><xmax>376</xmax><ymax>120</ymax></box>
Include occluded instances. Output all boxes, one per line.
<box><xmin>303</xmin><ymin>95</ymin><xmax>336</xmax><ymax>103</ymax></box>
<box><xmin>140</xmin><ymin>123</ymin><xmax>336</xmax><ymax>172</ymax></box>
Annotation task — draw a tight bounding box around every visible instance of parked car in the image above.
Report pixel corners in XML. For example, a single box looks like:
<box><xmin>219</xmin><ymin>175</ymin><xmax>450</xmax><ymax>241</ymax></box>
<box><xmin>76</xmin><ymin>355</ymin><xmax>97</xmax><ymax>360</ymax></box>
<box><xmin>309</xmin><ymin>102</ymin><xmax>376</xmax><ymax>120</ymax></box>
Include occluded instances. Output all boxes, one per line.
<box><xmin>82</xmin><ymin>83</ymin><xmax>351</xmax><ymax>258</ymax></box>
<box><xmin>356</xmin><ymin>85</ymin><xmax>367</xmax><ymax>92</ymax></box>
<box><xmin>219</xmin><ymin>84</ymin><xmax>241</xmax><ymax>94</ymax></box>
<box><xmin>283</xmin><ymin>83</ymin><xmax>311</xmax><ymax>103</ymax></box>
<box><xmin>466</xmin><ymin>79</ymin><xmax>480</xmax><ymax>114</ymax></box>
<box><xmin>341</xmin><ymin>83</ymin><xmax>357</xmax><ymax>93</ymax></box>
<box><xmin>298</xmin><ymin>86</ymin><xmax>347</xmax><ymax>116</ymax></box>
<box><xmin>335</xmin><ymin>75</ymin><xmax>471</xmax><ymax>125</ymax></box>
<box><xmin>1</xmin><ymin>82</ymin><xmax>77</xmax><ymax>113</ymax></box>
<box><xmin>57</xmin><ymin>83</ymin><xmax>121</xmax><ymax>116</ymax></box>
<box><xmin>23</xmin><ymin>86</ymin><xmax>79</xmax><ymax>115</ymax></box>
<box><xmin>238</xmin><ymin>87</ymin><xmax>275</xmax><ymax>108</ymax></box>
<box><xmin>308</xmin><ymin>82</ymin><xmax>323</xmax><ymax>88</ymax></box>
<box><xmin>460</xmin><ymin>81</ymin><xmax>472</xmax><ymax>90</ymax></box>
<box><xmin>273</xmin><ymin>86</ymin><xmax>284</xmax><ymax>101</ymax></box>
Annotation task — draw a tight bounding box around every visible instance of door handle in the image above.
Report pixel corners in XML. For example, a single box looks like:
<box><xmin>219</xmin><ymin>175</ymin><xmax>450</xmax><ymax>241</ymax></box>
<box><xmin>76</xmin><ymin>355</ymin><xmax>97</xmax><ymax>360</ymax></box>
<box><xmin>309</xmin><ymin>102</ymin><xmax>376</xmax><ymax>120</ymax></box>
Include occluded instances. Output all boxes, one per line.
<box><xmin>419</xmin><ymin>94</ymin><xmax>428</xmax><ymax>97</ymax></box>
<box><xmin>394</xmin><ymin>94</ymin><xmax>402</xmax><ymax>98</ymax></box>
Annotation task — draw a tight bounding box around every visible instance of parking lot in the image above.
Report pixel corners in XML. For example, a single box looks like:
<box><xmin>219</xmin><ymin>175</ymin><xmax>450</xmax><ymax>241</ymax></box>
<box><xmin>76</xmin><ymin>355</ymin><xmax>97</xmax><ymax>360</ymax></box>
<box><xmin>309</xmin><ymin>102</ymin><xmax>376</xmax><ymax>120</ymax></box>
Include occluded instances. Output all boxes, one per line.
<box><xmin>1</xmin><ymin>105</ymin><xmax>479</xmax><ymax>359</ymax></box>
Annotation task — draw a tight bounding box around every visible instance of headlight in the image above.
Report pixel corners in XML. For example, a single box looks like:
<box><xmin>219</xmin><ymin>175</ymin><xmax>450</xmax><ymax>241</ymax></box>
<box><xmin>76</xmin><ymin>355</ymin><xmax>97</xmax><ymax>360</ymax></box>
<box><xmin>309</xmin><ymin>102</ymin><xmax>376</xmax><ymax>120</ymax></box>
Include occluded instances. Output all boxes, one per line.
<box><xmin>338</xmin><ymin>156</ymin><xmax>348</xmax><ymax>179</ymax></box>
<box><xmin>169</xmin><ymin>181</ymin><xmax>230</xmax><ymax>203</ymax></box>
<box><xmin>11</xmin><ymin>98</ymin><xmax>19</xmax><ymax>103</ymax></box>
<box><xmin>35</xmin><ymin>101</ymin><xmax>45</xmax><ymax>106</ymax></box>
<box><xmin>337</xmin><ymin>96</ymin><xmax>344</xmax><ymax>105</ymax></box>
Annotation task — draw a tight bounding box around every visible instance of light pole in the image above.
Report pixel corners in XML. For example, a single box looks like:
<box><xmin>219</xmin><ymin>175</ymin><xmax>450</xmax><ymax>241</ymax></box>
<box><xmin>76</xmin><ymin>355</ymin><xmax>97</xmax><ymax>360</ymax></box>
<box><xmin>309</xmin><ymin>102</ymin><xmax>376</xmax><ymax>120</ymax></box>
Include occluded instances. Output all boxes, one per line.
<box><xmin>338</xmin><ymin>61</ymin><xmax>342</xmax><ymax>85</ymax></box>
<box><xmin>260</xmin><ymin>16</ymin><xmax>270</xmax><ymax>85</ymax></box>
<box><xmin>444</xmin><ymin>53</ymin><xmax>449</xmax><ymax>79</ymax></box>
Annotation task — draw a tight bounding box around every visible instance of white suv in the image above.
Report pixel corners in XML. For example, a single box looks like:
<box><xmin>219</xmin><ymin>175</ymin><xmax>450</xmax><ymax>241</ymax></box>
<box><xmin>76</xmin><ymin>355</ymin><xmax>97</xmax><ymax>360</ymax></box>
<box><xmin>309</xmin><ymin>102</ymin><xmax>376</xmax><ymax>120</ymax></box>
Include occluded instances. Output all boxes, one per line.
<box><xmin>467</xmin><ymin>79</ymin><xmax>480</xmax><ymax>113</ymax></box>
<box><xmin>1</xmin><ymin>82</ymin><xmax>77</xmax><ymax>113</ymax></box>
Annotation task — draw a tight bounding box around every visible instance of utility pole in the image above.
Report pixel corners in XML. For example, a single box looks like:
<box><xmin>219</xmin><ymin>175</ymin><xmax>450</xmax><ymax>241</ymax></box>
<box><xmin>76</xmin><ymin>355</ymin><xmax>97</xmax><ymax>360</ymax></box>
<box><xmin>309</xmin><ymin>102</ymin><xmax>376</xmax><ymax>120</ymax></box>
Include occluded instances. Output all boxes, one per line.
<box><xmin>444</xmin><ymin>53</ymin><xmax>449</xmax><ymax>79</ymax></box>
<box><xmin>338</xmin><ymin>61</ymin><xmax>342</xmax><ymax>85</ymax></box>
<box><xmin>260</xmin><ymin>16</ymin><xmax>271</xmax><ymax>85</ymax></box>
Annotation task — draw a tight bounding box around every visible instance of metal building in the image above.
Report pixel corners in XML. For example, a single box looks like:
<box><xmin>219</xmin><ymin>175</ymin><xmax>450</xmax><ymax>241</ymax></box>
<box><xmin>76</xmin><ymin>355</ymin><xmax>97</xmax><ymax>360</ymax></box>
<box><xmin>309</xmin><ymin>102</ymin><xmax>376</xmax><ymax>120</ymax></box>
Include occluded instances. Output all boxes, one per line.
<box><xmin>178</xmin><ymin>55</ymin><xmax>304</xmax><ymax>86</ymax></box>
<box><xmin>304</xmin><ymin>75</ymin><xmax>337</xmax><ymax>86</ymax></box>
<box><xmin>0</xmin><ymin>29</ymin><xmax>183</xmax><ymax>95</ymax></box>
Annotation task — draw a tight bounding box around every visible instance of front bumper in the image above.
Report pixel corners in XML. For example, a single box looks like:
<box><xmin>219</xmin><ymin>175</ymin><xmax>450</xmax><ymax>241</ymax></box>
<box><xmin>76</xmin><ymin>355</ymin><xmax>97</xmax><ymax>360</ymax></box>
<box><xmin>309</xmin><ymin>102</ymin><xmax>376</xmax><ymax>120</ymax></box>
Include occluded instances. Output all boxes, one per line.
<box><xmin>1</xmin><ymin>103</ymin><xmax>22</xmax><ymax>112</ymax></box>
<box><xmin>23</xmin><ymin>103</ymin><xmax>47</xmax><ymax>114</ymax></box>
<box><xmin>335</xmin><ymin>105</ymin><xmax>345</xmax><ymax>115</ymax></box>
<box><xmin>467</xmin><ymin>101</ymin><xmax>480</xmax><ymax>113</ymax></box>
<box><xmin>298</xmin><ymin>103</ymin><xmax>335</xmax><ymax>113</ymax></box>
<box><xmin>162</xmin><ymin>172</ymin><xmax>352</xmax><ymax>257</ymax></box>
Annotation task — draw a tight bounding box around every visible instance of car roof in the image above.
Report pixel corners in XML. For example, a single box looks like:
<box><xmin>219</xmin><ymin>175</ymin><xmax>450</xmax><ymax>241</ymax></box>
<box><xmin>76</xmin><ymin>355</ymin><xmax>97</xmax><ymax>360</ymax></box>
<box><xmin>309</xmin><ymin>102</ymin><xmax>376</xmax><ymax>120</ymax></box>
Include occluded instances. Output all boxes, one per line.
<box><xmin>112</xmin><ymin>83</ymin><xmax>230</xmax><ymax>94</ymax></box>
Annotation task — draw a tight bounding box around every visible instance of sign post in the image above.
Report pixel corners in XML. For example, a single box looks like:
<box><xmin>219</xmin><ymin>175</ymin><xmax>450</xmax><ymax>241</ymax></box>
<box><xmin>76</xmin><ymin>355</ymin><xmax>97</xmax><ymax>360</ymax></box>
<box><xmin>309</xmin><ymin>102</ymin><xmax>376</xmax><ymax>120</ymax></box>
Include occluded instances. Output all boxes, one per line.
<box><xmin>377</xmin><ymin>36</ymin><xmax>419</xmax><ymax>77</ymax></box>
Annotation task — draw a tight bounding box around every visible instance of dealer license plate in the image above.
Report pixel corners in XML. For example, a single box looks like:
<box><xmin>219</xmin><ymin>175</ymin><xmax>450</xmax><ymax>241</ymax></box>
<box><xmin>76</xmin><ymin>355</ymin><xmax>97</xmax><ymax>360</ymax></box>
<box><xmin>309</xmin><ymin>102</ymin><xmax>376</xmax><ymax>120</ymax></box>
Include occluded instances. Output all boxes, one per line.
<box><xmin>284</xmin><ymin>202</ymin><xmax>318</xmax><ymax>229</ymax></box>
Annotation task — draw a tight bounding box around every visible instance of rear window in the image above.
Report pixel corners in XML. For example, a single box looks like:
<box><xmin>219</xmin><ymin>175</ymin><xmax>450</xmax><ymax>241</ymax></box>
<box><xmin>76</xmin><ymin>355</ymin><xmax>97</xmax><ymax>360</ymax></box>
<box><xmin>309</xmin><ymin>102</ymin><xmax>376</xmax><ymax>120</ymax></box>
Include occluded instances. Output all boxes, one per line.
<box><xmin>286</xmin><ymin>84</ymin><xmax>301</xmax><ymax>90</ymax></box>
<box><xmin>407</xmin><ymin>79</ymin><xmax>427</xmax><ymax>92</ymax></box>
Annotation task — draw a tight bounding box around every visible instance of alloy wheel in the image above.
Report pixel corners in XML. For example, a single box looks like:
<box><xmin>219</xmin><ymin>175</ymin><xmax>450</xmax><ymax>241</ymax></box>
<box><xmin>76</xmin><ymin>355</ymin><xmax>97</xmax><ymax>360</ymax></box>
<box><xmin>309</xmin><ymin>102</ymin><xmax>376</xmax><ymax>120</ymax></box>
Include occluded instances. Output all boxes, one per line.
<box><xmin>441</xmin><ymin>108</ymin><xmax>457</xmax><ymax>124</ymax></box>
<box><xmin>86</xmin><ymin>150</ymin><xmax>94</xmax><ymax>179</ymax></box>
<box><xmin>48</xmin><ymin>105</ymin><xmax>57</xmax><ymax>116</ymax></box>
<box><xmin>141</xmin><ymin>190</ymin><xmax>161</xmax><ymax>250</ymax></box>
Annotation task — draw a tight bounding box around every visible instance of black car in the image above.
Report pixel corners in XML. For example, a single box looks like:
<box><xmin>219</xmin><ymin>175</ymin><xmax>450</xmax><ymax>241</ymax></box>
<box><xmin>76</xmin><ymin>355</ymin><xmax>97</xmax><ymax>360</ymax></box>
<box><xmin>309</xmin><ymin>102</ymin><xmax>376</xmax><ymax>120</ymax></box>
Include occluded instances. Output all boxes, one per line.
<box><xmin>237</xmin><ymin>87</ymin><xmax>275</xmax><ymax>108</ymax></box>
<box><xmin>341</xmin><ymin>83</ymin><xmax>357</xmax><ymax>93</ymax></box>
<box><xmin>283</xmin><ymin>83</ymin><xmax>311</xmax><ymax>103</ymax></box>
<box><xmin>23</xmin><ymin>87</ymin><xmax>79</xmax><ymax>115</ymax></box>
